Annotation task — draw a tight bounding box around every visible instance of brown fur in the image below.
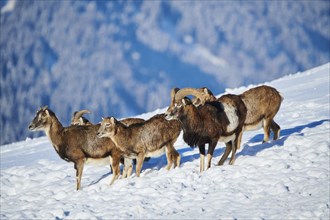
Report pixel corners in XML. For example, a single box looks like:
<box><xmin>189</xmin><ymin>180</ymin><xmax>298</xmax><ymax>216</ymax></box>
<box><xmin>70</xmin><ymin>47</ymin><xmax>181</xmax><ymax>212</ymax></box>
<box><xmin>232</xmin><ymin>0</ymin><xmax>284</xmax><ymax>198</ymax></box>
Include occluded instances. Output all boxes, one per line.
<box><xmin>97</xmin><ymin>114</ymin><xmax>181</xmax><ymax>177</ymax></box>
<box><xmin>120</xmin><ymin>118</ymin><xmax>145</xmax><ymax>126</ymax></box>
<box><xmin>29</xmin><ymin>107</ymin><xmax>123</xmax><ymax>190</ymax></box>
<box><xmin>165</xmin><ymin>93</ymin><xmax>247</xmax><ymax>172</ymax></box>
<box><xmin>71</xmin><ymin>112</ymin><xmax>161</xmax><ymax>177</ymax></box>
<box><xmin>186</xmin><ymin>85</ymin><xmax>283</xmax><ymax>147</ymax></box>
<box><xmin>239</xmin><ymin>85</ymin><xmax>283</xmax><ymax>145</ymax></box>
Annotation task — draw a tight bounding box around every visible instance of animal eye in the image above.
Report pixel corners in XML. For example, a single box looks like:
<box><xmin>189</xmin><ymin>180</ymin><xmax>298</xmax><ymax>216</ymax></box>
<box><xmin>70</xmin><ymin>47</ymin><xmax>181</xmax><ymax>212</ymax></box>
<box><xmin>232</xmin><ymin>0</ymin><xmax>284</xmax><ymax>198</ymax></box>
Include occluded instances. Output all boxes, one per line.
<box><xmin>105</xmin><ymin>123</ymin><xmax>110</xmax><ymax>127</ymax></box>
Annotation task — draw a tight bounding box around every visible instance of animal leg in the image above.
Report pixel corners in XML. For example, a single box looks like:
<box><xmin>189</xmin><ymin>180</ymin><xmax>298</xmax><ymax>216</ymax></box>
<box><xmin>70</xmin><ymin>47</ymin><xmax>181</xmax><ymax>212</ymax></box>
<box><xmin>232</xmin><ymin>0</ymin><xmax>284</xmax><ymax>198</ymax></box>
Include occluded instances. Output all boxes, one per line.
<box><xmin>173</xmin><ymin>149</ymin><xmax>181</xmax><ymax>168</ymax></box>
<box><xmin>169</xmin><ymin>140</ymin><xmax>180</xmax><ymax>168</ymax></box>
<box><xmin>74</xmin><ymin>159</ymin><xmax>84</xmax><ymax>190</ymax></box>
<box><xmin>229</xmin><ymin>137</ymin><xmax>239</xmax><ymax>165</ymax></box>
<box><xmin>206</xmin><ymin>142</ymin><xmax>217</xmax><ymax>169</ymax></box>
<box><xmin>218</xmin><ymin>142</ymin><xmax>232</xmax><ymax>166</ymax></box>
<box><xmin>109</xmin><ymin>154</ymin><xmax>121</xmax><ymax>185</ymax></box>
<box><xmin>270</xmin><ymin>120</ymin><xmax>281</xmax><ymax>140</ymax></box>
<box><xmin>236</xmin><ymin>130</ymin><xmax>243</xmax><ymax>150</ymax></box>
<box><xmin>262</xmin><ymin>118</ymin><xmax>271</xmax><ymax>143</ymax></box>
<box><xmin>167</xmin><ymin>142</ymin><xmax>181</xmax><ymax>169</ymax></box>
<box><xmin>109</xmin><ymin>156</ymin><xmax>113</xmax><ymax>173</ymax></box>
<box><xmin>135</xmin><ymin>153</ymin><xmax>145</xmax><ymax>177</ymax></box>
<box><xmin>199</xmin><ymin>144</ymin><xmax>206</xmax><ymax>172</ymax></box>
<box><xmin>165</xmin><ymin>146</ymin><xmax>173</xmax><ymax>170</ymax></box>
<box><xmin>122</xmin><ymin>157</ymin><xmax>133</xmax><ymax>178</ymax></box>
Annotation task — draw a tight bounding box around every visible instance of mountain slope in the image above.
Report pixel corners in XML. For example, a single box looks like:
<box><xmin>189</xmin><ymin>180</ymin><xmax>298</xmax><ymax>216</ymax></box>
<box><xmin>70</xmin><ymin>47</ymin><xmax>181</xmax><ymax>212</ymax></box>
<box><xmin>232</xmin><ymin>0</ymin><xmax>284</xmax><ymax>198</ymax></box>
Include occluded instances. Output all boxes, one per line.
<box><xmin>1</xmin><ymin>63</ymin><xmax>329</xmax><ymax>219</ymax></box>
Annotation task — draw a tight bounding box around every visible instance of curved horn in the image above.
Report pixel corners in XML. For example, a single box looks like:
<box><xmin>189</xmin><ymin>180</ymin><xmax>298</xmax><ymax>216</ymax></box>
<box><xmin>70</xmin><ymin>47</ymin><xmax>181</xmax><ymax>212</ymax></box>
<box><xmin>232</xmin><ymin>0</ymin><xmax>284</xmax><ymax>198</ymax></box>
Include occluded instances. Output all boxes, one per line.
<box><xmin>170</xmin><ymin>87</ymin><xmax>180</xmax><ymax>105</ymax></box>
<box><xmin>73</xmin><ymin>110</ymin><xmax>91</xmax><ymax>120</ymax></box>
<box><xmin>174</xmin><ymin>88</ymin><xmax>206</xmax><ymax>104</ymax></box>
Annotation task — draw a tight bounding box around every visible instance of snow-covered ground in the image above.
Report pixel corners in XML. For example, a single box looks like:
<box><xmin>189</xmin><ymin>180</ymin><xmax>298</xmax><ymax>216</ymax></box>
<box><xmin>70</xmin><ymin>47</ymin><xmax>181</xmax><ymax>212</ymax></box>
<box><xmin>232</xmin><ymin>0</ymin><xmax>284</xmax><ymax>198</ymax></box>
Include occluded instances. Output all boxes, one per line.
<box><xmin>1</xmin><ymin>63</ymin><xmax>329</xmax><ymax>219</ymax></box>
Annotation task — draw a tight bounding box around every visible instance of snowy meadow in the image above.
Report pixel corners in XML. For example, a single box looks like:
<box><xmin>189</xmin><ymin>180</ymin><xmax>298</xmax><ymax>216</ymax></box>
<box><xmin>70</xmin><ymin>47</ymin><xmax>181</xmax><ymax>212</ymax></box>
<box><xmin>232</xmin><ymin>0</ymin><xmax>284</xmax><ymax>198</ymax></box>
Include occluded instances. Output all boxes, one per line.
<box><xmin>1</xmin><ymin>63</ymin><xmax>329</xmax><ymax>219</ymax></box>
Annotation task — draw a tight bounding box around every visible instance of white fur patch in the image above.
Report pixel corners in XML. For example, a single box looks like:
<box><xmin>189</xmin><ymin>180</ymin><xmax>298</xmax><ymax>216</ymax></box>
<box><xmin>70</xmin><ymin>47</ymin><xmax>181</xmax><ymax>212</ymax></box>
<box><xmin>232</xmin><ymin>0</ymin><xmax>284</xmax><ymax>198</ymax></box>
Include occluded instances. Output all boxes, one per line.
<box><xmin>222</xmin><ymin>103</ymin><xmax>239</xmax><ymax>133</ymax></box>
<box><xmin>206</xmin><ymin>153</ymin><xmax>212</xmax><ymax>168</ymax></box>
<box><xmin>85</xmin><ymin>157</ymin><xmax>111</xmax><ymax>166</ymax></box>
<box><xmin>219</xmin><ymin>133</ymin><xmax>236</xmax><ymax>143</ymax></box>
<box><xmin>146</xmin><ymin>147</ymin><xmax>166</xmax><ymax>157</ymax></box>
<box><xmin>200</xmin><ymin>154</ymin><xmax>205</xmax><ymax>172</ymax></box>
<box><xmin>244</xmin><ymin>121</ymin><xmax>263</xmax><ymax>131</ymax></box>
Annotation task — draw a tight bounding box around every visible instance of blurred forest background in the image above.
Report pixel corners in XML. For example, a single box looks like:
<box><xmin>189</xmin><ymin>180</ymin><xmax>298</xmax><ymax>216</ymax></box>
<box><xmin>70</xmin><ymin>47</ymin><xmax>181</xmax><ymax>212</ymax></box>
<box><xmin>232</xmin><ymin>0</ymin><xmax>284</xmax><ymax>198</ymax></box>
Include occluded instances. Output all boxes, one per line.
<box><xmin>1</xmin><ymin>0</ymin><xmax>329</xmax><ymax>145</ymax></box>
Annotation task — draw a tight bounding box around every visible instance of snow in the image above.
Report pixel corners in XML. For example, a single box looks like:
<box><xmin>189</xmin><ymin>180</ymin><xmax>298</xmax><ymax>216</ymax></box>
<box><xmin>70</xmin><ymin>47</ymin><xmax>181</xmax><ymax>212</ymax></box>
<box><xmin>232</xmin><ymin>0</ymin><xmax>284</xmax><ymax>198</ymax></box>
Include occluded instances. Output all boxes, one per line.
<box><xmin>0</xmin><ymin>0</ymin><xmax>16</xmax><ymax>14</ymax></box>
<box><xmin>1</xmin><ymin>63</ymin><xmax>329</xmax><ymax>219</ymax></box>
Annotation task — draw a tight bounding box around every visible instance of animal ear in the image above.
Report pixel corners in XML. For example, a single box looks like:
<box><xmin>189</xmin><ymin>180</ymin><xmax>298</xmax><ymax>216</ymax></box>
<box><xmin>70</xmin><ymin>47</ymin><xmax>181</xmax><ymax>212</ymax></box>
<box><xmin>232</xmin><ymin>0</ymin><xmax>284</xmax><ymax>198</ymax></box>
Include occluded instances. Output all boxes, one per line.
<box><xmin>182</xmin><ymin>98</ymin><xmax>187</xmax><ymax>106</ymax></box>
<box><xmin>101</xmin><ymin>117</ymin><xmax>104</xmax><ymax>121</ymax></box>
<box><xmin>110</xmin><ymin>117</ymin><xmax>116</xmax><ymax>124</ymax></box>
<box><xmin>45</xmin><ymin>109</ymin><xmax>50</xmax><ymax>117</ymax></box>
<box><xmin>204</xmin><ymin>88</ymin><xmax>209</xmax><ymax>94</ymax></box>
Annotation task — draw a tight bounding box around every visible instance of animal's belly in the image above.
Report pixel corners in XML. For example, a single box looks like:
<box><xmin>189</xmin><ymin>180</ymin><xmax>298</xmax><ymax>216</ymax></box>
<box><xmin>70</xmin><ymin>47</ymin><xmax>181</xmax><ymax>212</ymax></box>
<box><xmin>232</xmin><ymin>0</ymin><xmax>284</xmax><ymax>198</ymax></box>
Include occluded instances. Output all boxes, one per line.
<box><xmin>183</xmin><ymin>132</ymin><xmax>211</xmax><ymax>147</ymax></box>
<box><xmin>85</xmin><ymin>157</ymin><xmax>111</xmax><ymax>166</ymax></box>
<box><xmin>146</xmin><ymin>147</ymin><xmax>166</xmax><ymax>157</ymax></box>
<box><xmin>219</xmin><ymin>133</ymin><xmax>236</xmax><ymax>143</ymax></box>
<box><xmin>122</xmin><ymin>152</ymin><xmax>138</xmax><ymax>159</ymax></box>
<box><xmin>244</xmin><ymin>121</ymin><xmax>263</xmax><ymax>131</ymax></box>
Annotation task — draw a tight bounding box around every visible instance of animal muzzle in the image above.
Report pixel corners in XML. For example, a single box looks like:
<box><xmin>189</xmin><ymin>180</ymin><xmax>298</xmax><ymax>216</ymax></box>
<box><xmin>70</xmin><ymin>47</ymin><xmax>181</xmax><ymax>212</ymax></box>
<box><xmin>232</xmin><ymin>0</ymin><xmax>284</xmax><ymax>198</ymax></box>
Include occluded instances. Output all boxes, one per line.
<box><xmin>96</xmin><ymin>132</ymin><xmax>103</xmax><ymax>138</ymax></box>
<box><xmin>165</xmin><ymin>113</ymin><xmax>175</xmax><ymax>121</ymax></box>
<box><xmin>28</xmin><ymin>123</ymin><xmax>36</xmax><ymax>131</ymax></box>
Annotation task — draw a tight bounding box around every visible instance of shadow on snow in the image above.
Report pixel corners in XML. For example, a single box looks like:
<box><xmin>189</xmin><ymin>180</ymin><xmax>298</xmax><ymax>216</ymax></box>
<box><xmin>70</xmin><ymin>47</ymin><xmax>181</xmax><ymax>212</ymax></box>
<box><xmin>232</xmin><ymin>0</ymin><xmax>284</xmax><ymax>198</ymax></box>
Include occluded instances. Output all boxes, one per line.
<box><xmin>238</xmin><ymin>119</ymin><xmax>329</xmax><ymax>157</ymax></box>
<box><xmin>88</xmin><ymin>119</ymin><xmax>329</xmax><ymax>186</ymax></box>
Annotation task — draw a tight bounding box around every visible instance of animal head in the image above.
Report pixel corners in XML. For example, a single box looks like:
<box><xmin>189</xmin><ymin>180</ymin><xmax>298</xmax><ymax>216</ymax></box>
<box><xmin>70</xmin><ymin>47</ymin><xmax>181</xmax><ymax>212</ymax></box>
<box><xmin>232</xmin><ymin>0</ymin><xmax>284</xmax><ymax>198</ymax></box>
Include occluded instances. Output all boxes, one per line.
<box><xmin>165</xmin><ymin>98</ymin><xmax>192</xmax><ymax>120</ymax></box>
<box><xmin>71</xmin><ymin>110</ymin><xmax>91</xmax><ymax>125</ymax></box>
<box><xmin>165</xmin><ymin>87</ymin><xmax>215</xmax><ymax>119</ymax></box>
<box><xmin>28</xmin><ymin>106</ymin><xmax>53</xmax><ymax>131</ymax></box>
<box><xmin>192</xmin><ymin>87</ymin><xmax>216</xmax><ymax>106</ymax></box>
<box><xmin>97</xmin><ymin>117</ymin><xmax>118</xmax><ymax>138</ymax></box>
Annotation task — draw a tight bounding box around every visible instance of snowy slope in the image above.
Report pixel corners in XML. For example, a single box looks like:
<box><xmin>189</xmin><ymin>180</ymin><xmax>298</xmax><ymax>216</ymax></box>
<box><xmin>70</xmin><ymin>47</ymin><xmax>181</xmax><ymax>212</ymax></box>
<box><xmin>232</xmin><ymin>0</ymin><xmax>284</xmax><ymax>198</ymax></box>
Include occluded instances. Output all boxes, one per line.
<box><xmin>1</xmin><ymin>63</ymin><xmax>329</xmax><ymax>219</ymax></box>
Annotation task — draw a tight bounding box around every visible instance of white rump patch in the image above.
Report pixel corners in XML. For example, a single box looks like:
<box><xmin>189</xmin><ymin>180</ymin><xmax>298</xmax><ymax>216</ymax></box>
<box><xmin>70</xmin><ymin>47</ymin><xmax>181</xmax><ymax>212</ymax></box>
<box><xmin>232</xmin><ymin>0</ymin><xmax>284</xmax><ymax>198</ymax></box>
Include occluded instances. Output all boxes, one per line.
<box><xmin>222</xmin><ymin>103</ymin><xmax>239</xmax><ymax>133</ymax></box>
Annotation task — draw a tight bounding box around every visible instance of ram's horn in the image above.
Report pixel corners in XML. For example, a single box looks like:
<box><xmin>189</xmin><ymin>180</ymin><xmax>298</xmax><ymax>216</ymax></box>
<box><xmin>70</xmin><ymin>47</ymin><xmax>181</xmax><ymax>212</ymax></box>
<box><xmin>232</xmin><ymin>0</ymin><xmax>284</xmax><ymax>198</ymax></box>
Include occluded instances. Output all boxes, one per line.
<box><xmin>170</xmin><ymin>87</ymin><xmax>180</xmax><ymax>105</ymax></box>
<box><xmin>73</xmin><ymin>110</ymin><xmax>91</xmax><ymax>121</ymax></box>
<box><xmin>174</xmin><ymin>88</ymin><xmax>206</xmax><ymax>105</ymax></box>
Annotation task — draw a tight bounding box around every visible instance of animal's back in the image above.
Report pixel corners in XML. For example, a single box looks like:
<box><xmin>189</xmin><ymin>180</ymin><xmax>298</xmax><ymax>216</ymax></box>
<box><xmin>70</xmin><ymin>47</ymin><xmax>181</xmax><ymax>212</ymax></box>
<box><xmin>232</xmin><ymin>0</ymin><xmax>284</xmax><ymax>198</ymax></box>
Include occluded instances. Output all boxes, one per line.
<box><xmin>121</xmin><ymin>118</ymin><xmax>145</xmax><ymax>126</ymax></box>
<box><xmin>240</xmin><ymin>85</ymin><xmax>282</xmax><ymax>125</ymax></box>
<box><xmin>65</xmin><ymin>125</ymin><xmax>116</xmax><ymax>159</ymax></box>
<box><xmin>133</xmin><ymin>114</ymin><xmax>181</xmax><ymax>152</ymax></box>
